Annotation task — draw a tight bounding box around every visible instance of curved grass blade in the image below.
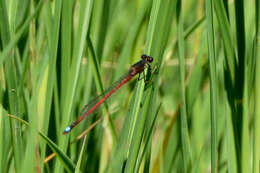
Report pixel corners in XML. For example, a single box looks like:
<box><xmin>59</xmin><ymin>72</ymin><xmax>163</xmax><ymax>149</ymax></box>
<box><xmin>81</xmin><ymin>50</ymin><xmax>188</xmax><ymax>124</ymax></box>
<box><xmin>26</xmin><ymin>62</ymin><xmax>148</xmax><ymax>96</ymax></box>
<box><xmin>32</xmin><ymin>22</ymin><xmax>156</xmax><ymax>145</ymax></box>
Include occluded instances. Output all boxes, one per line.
<box><xmin>39</xmin><ymin>133</ymin><xmax>76</xmax><ymax>172</ymax></box>
<box><xmin>6</xmin><ymin>113</ymin><xmax>76</xmax><ymax>172</ymax></box>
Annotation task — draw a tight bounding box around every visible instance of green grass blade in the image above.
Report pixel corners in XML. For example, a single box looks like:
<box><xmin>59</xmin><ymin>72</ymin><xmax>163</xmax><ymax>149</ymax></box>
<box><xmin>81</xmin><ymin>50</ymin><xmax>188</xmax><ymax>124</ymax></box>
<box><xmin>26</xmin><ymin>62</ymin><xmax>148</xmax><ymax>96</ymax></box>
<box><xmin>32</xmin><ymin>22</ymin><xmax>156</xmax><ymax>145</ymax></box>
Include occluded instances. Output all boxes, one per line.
<box><xmin>60</xmin><ymin>0</ymin><xmax>73</xmax><ymax>109</ymax></box>
<box><xmin>253</xmin><ymin>1</ymin><xmax>260</xmax><ymax>172</ymax></box>
<box><xmin>225</xmin><ymin>102</ymin><xmax>238</xmax><ymax>173</ymax></box>
<box><xmin>124</xmin><ymin>79</ymin><xmax>146</xmax><ymax>173</ymax></box>
<box><xmin>39</xmin><ymin>132</ymin><xmax>76</xmax><ymax>172</ymax></box>
<box><xmin>241</xmin><ymin>68</ymin><xmax>250</xmax><ymax>172</ymax></box>
<box><xmin>75</xmin><ymin>136</ymin><xmax>87</xmax><ymax>173</ymax></box>
<box><xmin>107</xmin><ymin>90</ymin><xmax>140</xmax><ymax>173</ymax></box>
<box><xmin>213</xmin><ymin>0</ymin><xmax>235</xmax><ymax>83</ymax></box>
<box><xmin>0</xmin><ymin>107</ymin><xmax>12</xmax><ymax>172</ymax></box>
<box><xmin>134</xmin><ymin>103</ymin><xmax>161</xmax><ymax>173</ymax></box>
<box><xmin>176</xmin><ymin>1</ymin><xmax>192</xmax><ymax>172</ymax></box>
<box><xmin>205</xmin><ymin>0</ymin><xmax>218</xmax><ymax>172</ymax></box>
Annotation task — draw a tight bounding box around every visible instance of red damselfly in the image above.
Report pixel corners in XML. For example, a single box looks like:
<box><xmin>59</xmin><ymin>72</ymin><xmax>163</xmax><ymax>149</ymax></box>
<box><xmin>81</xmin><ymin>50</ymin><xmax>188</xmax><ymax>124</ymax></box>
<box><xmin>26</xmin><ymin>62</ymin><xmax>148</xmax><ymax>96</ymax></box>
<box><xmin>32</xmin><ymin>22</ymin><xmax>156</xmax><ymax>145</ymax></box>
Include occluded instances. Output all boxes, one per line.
<box><xmin>63</xmin><ymin>54</ymin><xmax>153</xmax><ymax>134</ymax></box>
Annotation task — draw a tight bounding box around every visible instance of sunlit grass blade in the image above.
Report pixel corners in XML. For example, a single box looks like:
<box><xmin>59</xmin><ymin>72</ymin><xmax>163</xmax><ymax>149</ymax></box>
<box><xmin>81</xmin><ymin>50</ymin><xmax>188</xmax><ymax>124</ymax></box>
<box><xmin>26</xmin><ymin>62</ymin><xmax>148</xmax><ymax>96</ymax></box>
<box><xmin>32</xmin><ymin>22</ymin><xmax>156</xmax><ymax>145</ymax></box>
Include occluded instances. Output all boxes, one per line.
<box><xmin>107</xmin><ymin>90</ymin><xmax>139</xmax><ymax>173</ymax></box>
<box><xmin>124</xmin><ymin>87</ymin><xmax>151</xmax><ymax>173</ymax></box>
<box><xmin>213</xmin><ymin>0</ymin><xmax>235</xmax><ymax>83</ymax></box>
<box><xmin>253</xmin><ymin>1</ymin><xmax>260</xmax><ymax>172</ymax></box>
<box><xmin>39</xmin><ymin>133</ymin><xmax>76</xmax><ymax>172</ymax></box>
<box><xmin>60</xmin><ymin>0</ymin><xmax>73</xmax><ymax>110</ymax></box>
<box><xmin>75</xmin><ymin>136</ymin><xmax>87</xmax><ymax>173</ymax></box>
<box><xmin>134</xmin><ymin>103</ymin><xmax>161</xmax><ymax>173</ymax></box>
<box><xmin>176</xmin><ymin>1</ymin><xmax>192</xmax><ymax>172</ymax></box>
<box><xmin>205</xmin><ymin>0</ymin><xmax>218</xmax><ymax>172</ymax></box>
<box><xmin>0</xmin><ymin>107</ymin><xmax>12</xmax><ymax>173</ymax></box>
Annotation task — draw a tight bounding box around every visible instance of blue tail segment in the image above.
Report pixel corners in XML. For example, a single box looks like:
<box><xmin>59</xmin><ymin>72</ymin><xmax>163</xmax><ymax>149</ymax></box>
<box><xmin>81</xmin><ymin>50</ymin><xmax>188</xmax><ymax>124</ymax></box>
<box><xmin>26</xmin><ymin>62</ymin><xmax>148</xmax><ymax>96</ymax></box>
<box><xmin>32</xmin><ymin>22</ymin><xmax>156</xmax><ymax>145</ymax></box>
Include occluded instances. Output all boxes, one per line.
<box><xmin>63</xmin><ymin>126</ymin><xmax>72</xmax><ymax>134</ymax></box>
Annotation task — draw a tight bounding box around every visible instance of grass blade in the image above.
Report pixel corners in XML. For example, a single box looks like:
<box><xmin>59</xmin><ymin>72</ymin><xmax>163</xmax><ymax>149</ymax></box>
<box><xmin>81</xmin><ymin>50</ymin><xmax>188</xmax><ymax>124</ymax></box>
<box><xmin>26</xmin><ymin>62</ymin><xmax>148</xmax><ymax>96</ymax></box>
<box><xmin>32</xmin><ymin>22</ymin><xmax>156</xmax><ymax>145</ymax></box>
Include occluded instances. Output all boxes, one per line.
<box><xmin>205</xmin><ymin>0</ymin><xmax>218</xmax><ymax>172</ymax></box>
<box><xmin>176</xmin><ymin>0</ymin><xmax>192</xmax><ymax>172</ymax></box>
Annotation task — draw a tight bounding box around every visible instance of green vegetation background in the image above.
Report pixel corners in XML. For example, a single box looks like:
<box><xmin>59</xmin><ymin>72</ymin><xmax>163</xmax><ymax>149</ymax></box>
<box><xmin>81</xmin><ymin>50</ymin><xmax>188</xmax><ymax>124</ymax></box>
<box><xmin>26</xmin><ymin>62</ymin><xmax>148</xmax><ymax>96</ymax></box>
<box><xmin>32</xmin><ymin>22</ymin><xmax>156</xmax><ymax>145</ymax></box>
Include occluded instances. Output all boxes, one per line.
<box><xmin>0</xmin><ymin>0</ymin><xmax>259</xmax><ymax>172</ymax></box>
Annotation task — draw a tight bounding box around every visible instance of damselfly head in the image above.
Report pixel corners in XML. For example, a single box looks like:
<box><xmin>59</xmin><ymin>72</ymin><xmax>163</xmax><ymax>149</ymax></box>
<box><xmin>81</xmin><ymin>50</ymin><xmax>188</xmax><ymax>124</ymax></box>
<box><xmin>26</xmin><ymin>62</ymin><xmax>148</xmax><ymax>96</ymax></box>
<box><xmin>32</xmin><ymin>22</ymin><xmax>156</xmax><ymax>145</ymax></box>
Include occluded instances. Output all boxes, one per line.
<box><xmin>141</xmin><ymin>54</ymin><xmax>153</xmax><ymax>63</ymax></box>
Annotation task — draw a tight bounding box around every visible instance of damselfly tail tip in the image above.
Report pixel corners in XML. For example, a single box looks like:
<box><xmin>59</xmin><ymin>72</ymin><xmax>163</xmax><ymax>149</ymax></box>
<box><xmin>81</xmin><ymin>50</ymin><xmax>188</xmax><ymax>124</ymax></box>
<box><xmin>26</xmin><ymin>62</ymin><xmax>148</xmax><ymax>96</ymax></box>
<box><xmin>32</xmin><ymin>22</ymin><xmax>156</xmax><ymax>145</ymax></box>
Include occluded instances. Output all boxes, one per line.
<box><xmin>63</xmin><ymin>126</ymin><xmax>71</xmax><ymax>134</ymax></box>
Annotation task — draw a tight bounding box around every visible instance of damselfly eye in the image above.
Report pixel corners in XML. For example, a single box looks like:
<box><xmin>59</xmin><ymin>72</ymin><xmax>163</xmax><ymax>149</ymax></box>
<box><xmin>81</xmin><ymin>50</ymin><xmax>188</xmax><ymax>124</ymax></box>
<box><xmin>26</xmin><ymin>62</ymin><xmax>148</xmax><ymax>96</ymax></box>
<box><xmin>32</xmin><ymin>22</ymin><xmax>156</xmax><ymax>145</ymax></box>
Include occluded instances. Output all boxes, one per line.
<box><xmin>141</xmin><ymin>54</ymin><xmax>148</xmax><ymax>60</ymax></box>
<box><xmin>147</xmin><ymin>56</ymin><xmax>153</xmax><ymax>62</ymax></box>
